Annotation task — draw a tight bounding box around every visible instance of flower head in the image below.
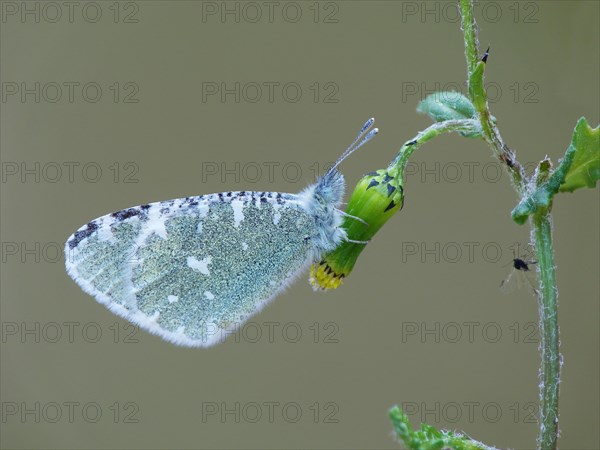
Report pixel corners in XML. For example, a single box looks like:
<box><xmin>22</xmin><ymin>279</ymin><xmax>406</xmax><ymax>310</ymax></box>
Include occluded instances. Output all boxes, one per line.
<box><xmin>310</xmin><ymin>168</ymin><xmax>404</xmax><ymax>290</ymax></box>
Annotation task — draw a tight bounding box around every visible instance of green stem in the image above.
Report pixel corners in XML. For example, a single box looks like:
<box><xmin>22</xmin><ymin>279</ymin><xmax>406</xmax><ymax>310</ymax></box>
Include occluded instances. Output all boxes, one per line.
<box><xmin>459</xmin><ymin>0</ymin><xmax>479</xmax><ymax>74</ymax></box>
<box><xmin>459</xmin><ymin>0</ymin><xmax>526</xmax><ymax>193</ymax></box>
<box><xmin>532</xmin><ymin>213</ymin><xmax>560</xmax><ymax>450</ymax></box>
<box><xmin>459</xmin><ymin>1</ymin><xmax>561</xmax><ymax>448</ymax></box>
<box><xmin>390</xmin><ymin>119</ymin><xmax>480</xmax><ymax>185</ymax></box>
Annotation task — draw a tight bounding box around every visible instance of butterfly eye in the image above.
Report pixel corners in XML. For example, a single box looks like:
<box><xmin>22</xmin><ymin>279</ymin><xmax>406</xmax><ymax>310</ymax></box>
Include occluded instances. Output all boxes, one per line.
<box><xmin>311</xmin><ymin>196</ymin><xmax>324</xmax><ymax>208</ymax></box>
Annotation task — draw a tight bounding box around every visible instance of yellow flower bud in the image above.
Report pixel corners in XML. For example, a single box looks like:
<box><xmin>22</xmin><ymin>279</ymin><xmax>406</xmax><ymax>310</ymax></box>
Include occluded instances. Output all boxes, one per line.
<box><xmin>310</xmin><ymin>168</ymin><xmax>404</xmax><ymax>290</ymax></box>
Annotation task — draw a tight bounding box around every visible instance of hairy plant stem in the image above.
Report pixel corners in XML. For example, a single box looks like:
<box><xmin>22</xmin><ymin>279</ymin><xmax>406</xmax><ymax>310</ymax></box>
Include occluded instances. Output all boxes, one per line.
<box><xmin>390</xmin><ymin>119</ymin><xmax>480</xmax><ymax>183</ymax></box>
<box><xmin>532</xmin><ymin>213</ymin><xmax>560</xmax><ymax>450</ymax></box>
<box><xmin>459</xmin><ymin>0</ymin><xmax>526</xmax><ymax>195</ymax></box>
<box><xmin>459</xmin><ymin>1</ymin><xmax>561</xmax><ymax>448</ymax></box>
<box><xmin>459</xmin><ymin>0</ymin><xmax>479</xmax><ymax>75</ymax></box>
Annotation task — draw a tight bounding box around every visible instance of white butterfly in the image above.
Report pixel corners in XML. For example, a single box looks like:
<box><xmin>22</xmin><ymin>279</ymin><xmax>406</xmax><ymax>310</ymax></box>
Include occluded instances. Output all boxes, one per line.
<box><xmin>65</xmin><ymin>119</ymin><xmax>378</xmax><ymax>347</ymax></box>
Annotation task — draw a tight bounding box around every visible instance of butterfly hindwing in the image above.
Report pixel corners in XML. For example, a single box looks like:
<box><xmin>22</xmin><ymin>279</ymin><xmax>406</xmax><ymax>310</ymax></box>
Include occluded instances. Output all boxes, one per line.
<box><xmin>65</xmin><ymin>191</ymin><xmax>318</xmax><ymax>347</ymax></box>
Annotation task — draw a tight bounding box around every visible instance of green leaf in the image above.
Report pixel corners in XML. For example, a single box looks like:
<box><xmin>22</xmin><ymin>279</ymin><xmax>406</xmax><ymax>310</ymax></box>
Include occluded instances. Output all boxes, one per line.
<box><xmin>511</xmin><ymin>118</ymin><xmax>599</xmax><ymax>224</ymax></box>
<box><xmin>417</xmin><ymin>92</ymin><xmax>476</xmax><ymax>121</ymax></box>
<box><xmin>468</xmin><ymin>60</ymin><xmax>487</xmax><ymax>112</ymax></box>
<box><xmin>558</xmin><ymin>117</ymin><xmax>600</xmax><ymax>192</ymax></box>
<box><xmin>511</xmin><ymin>190</ymin><xmax>549</xmax><ymax>225</ymax></box>
<box><xmin>389</xmin><ymin>406</ymin><xmax>498</xmax><ymax>450</ymax></box>
<box><xmin>417</xmin><ymin>92</ymin><xmax>481</xmax><ymax>138</ymax></box>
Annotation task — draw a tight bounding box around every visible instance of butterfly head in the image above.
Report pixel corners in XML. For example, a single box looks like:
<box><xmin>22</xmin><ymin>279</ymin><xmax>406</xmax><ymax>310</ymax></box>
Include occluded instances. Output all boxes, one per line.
<box><xmin>315</xmin><ymin>169</ymin><xmax>345</xmax><ymax>207</ymax></box>
<box><xmin>314</xmin><ymin>117</ymin><xmax>378</xmax><ymax>206</ymax></box>
<box><xmin>300</xmin><ymin>118</ymin><xmax>378</xmax><ymax>257</ymax></box>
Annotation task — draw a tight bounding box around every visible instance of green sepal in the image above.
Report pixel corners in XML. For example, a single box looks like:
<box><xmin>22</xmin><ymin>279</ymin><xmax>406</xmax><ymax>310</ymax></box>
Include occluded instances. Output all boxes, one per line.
<box><xmin>535</xmin><ymin>157</ymin><xmax>553</xmax><ymax>186</ymax></box>
<box><xmin>321</xmin><ymin>169</ymin><xmax>403</xmax><ymax>278</ymax></box>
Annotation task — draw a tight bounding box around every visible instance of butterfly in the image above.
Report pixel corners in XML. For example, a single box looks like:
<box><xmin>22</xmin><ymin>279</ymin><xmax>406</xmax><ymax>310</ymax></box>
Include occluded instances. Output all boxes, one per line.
<box><xmin>65</xmin><ymin>119</ymin><xmax>378</xmax><ymax>347</ymax></box>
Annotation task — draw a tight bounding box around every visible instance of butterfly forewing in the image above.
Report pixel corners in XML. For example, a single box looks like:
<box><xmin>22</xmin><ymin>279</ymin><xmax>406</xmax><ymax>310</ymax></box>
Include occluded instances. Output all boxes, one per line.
<box><xmin>65</xmin><ymin>191</ymin><xmax>318</xmax><ymax>347</ymax></box>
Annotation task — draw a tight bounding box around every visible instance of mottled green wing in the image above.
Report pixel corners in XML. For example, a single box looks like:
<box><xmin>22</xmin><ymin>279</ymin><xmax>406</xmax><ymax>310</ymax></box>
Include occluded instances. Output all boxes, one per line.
<box><xmin>65</xmin><ymin>191</ymin><xmax>318</xmax><ymax>347</ymax></box>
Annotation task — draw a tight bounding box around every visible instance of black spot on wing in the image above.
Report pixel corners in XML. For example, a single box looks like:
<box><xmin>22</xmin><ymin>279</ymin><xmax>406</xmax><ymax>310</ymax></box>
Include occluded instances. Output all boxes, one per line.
<box><xmin>182</xmin><ymin>197</ymin><xmax>199</xmax><ymax>206</ymax></box>
<box><xmin>68</xmin><ymin>221</ymin><xmax>98</xmax><ymax>249</ymax></box>
<box><xmin>111</xmin><ymin>208</ymin><xmax>143</xmax><ymax>221</ymax></box>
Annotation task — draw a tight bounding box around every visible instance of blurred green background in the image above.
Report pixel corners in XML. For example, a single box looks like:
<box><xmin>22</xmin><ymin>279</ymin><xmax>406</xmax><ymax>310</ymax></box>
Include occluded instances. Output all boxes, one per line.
<box><xmin>1</xmin><ymin>1</ymin><xmax>598</xmax><ymax>449</ymax></box>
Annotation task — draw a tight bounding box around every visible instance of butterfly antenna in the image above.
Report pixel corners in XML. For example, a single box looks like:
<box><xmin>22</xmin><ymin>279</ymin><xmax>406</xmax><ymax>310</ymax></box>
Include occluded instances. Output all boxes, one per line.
<box><xmin>327</xmin><ymin>118</ymin><xmax>378</xmax><ymax>175</ymax></box>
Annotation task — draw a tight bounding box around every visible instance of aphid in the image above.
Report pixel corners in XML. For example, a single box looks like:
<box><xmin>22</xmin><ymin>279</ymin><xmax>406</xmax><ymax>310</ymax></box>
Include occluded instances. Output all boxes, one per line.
<box><xmin>500</xmin><ymin>249</ymin><xmax>538</xmax><ymax>295</ymax></box>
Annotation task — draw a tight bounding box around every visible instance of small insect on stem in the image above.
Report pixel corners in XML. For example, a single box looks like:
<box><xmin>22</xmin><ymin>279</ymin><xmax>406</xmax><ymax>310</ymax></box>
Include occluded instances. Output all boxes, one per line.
<box><xmin>513</xmin><ymin>257</ymin><xmax>536</xmax><ymax>272</ymax></box>
<box><xmin>500</xmin><ymin>255</ymin><xmax>538</xmax><ymax>295</ymax></box>
<box><xmin>499</xmin><ymin>153</ymin><xmax>514</xmax><ymax>168</ymax></box>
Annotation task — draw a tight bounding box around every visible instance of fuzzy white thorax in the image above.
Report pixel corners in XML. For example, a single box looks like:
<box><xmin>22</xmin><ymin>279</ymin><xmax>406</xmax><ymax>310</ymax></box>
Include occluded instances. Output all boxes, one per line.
<box><xmin>297</xmin><ymin>169</ymin><xmax>347</xmax><ymax>260</ymax></box>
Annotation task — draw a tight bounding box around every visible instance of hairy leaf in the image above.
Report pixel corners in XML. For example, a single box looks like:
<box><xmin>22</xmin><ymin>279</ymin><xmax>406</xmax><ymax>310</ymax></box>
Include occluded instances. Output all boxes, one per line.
<box><xmin>558</xmin><ymin>117</ymin><xmax>599</xmax><ymax>192</ymax></box>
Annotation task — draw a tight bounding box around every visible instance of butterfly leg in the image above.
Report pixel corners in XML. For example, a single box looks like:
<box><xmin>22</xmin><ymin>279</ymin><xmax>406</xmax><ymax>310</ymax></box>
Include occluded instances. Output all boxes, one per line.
<box><xmin>345</xmin><ymin>238</ymin><xmax>369</xmax><ymax>245</ymax></box>
<box><xmin>336</xmin><ymin>209</ymin><xmax>369</xmax><ymax>226</ymax></box>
